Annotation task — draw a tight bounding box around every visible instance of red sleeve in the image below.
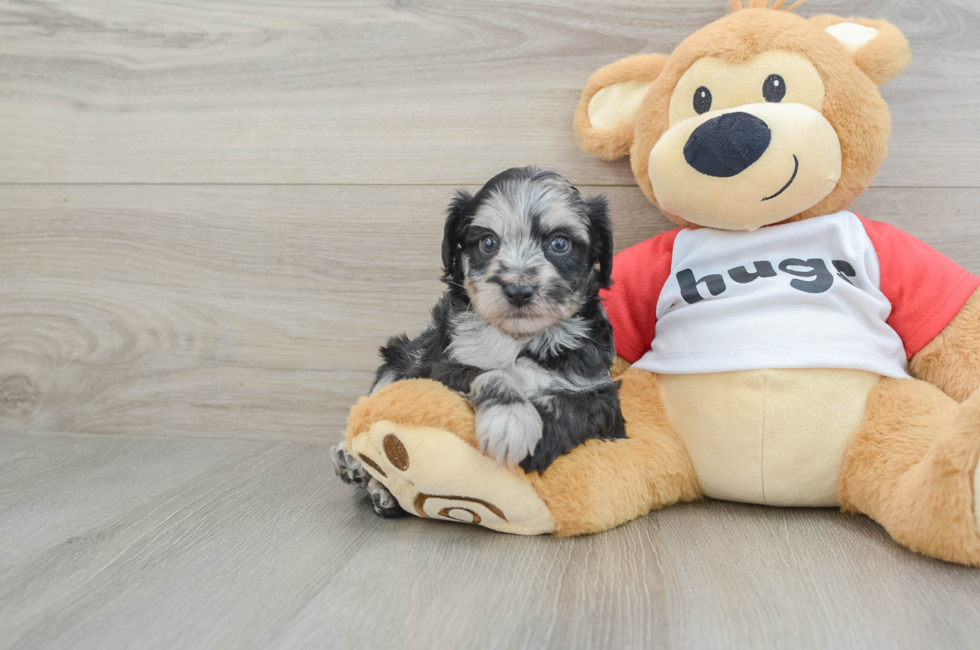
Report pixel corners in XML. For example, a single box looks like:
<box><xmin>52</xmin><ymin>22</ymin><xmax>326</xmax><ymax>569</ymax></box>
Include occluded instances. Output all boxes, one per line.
<box><xmin>599</xmin><ymin>229</ymin><xmax>681</xmax><ymax>363</ymax></box>
<box><xmin>858</xmin><ymin>215</ymin><xmax>980</xmax><ymax>359</ymax></box>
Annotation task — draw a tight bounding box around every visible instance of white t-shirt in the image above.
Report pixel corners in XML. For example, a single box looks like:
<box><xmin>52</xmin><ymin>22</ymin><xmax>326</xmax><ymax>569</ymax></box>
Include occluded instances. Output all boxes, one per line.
<box><xmin>602</xmin><ymin>211</ymin><xmax>979</xmax><ymax>379</ymax></box>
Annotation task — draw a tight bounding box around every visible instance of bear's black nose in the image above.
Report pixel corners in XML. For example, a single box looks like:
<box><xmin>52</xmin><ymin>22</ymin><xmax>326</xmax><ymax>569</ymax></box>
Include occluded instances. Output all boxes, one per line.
<box><xmin>683</xmin><ymin>112</ymin><xmax>771</xmax><ymax>178</ymax></box>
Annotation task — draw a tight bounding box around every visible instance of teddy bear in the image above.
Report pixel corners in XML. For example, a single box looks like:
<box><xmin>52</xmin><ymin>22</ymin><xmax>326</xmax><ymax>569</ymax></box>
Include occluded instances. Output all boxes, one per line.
<box><xmin>335</xmin><ymin>1</ymin><xmax>980</xmax><ymax>566</ymax></box>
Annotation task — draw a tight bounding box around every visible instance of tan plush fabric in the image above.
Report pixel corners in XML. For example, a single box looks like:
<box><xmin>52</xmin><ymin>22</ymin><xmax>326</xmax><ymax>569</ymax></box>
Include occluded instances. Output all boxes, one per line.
<box><xmin>573</xmin><ymin>9</ymin><xmax>911</xmax><ymax>230</ymax></box>
<box><xmin>976</xmin><ymin>461</ymin><xmax>980</xmax><ymax>538</ymax></box>
<box><xmin>611</xmin><ymin>354</ymin><xmax>633</xmax><ymax>380</ymax></box>
<box><xmin>910</xmin><ymin>289</ymin><xmax>980</xmax><ymax>402</ymax></box>
<box><xmin>346</xmin><ymin>379</ymin><xmax>554</xmax><ymax>534</ymax></box>
<box><xmin>346</xmin><ymin>378</ymin><xmax>478</xmax><ymax>449</ymax></box>
<box><xmin>588</xmin><ymin>80</ymin><xmax>654</xmax><ymax>131</ymax></box>
<box><xmin>527</xmin><ymin>366</ymin><xmax>701</xmax><ymax>536</ymax></box>
<box><xmin>343</xmin><ymin>371</ymin><xmax>980</xmax><ymax>559</ymax></box>
<box><xmin>647</xmin><ymin>102</ymin><xmax>841</xmax><ymax>230</ymax></box>
<box><xmin>807</xmin><ymin>15</ymin><xmax>912</xmax><ymax>86</ymax></box>
<box><xmin>574</xmin><ymin>54</ymin><xmax>669</xmax><ymax>160</ymax></box>
<box><xmin>343</xmin><ymin>370</ymin><xmax>700</xmax><ymax>538</ymax></box>
<box><xmin>839</xmin><ymin>378</ymin><xmax>980</xmax><ymax>566</ymax></box>
<box><xmin>350</xmin><ymin>420</ymin><xmax>555</xmax><ymax>535</ymax></box>
<box><xmin>824</xmin><ymin>22</ymin><xmax>878</xmax><ymax>55</ymax></box>
<box><xmin>667</xmin><ymin>49</ymin><xmax>826</xmax><ymax>122</ymax></box>
<box><xmin>658</xmin><ymin>369</ymin><xmax>879</xmax><ymax>506</ymax></box>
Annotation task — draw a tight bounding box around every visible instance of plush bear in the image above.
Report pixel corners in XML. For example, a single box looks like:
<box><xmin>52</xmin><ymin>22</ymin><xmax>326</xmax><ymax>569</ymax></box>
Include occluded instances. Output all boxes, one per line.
<box><xmin>336</xmin><ymin>2</ymin><xmax>980</xmax><ymax>566</ymax></box>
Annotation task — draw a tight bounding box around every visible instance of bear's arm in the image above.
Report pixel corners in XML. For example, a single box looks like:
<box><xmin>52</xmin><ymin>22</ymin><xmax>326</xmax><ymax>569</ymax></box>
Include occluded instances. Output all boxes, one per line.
<box><xmin>611</xmin><ymin>354</ymin><xmax>633</xmax><ymax>379</ymax></box>
<box><xmin>859</xmin><ymin>216</ymin><xmax>980</xmax><ymax>400</ymax></box>
<box><xmin>909</xmin><ymin>289</ymin><xmax>980</xmax><ymax>401</ymax></box>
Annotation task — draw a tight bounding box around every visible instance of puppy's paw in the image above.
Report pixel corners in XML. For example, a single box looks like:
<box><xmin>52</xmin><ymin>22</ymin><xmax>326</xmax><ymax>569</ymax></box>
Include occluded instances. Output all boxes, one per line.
<box><xmin>367</xmin><ymin>477</ymin><xmax>405</xmax><ymax>518</ymax></box>
<box><xmin>331</xmin><ymin>443</ymin><xmax>369</xmax><ymax>487</ymax></box>
<box><xmin>476</xmin><ymin>401</ymin><xmax>543</xmax><ymax>467</ymax></box>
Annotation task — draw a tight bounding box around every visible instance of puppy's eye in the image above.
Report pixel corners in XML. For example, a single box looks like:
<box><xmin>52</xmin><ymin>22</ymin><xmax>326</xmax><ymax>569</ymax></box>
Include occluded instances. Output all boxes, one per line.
<box><xmin>479</xmin><ymin>235</ymin><xmax>498</xmax><ymax>254</ymax></box>
<box><xmin>549</xmin><ymin>236</ymin><xmax>571</xmax><ymax>255</ymax></box>
<box><xmin>763</xmin><ymin>74</ymin><xmax>786</xmax><ymax>103</ymax></box>
<box><xmin>693</xmin><ymin>86</ymin><xmax>712</xmax><ymax>114</ymax></box>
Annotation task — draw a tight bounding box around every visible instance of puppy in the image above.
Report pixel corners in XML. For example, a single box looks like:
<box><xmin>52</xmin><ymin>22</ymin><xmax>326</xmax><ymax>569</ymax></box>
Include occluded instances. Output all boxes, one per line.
<box><xmin>335</xmin><ymin>166</ymin><xmax>626</xmax><ymax>515</ymax></box>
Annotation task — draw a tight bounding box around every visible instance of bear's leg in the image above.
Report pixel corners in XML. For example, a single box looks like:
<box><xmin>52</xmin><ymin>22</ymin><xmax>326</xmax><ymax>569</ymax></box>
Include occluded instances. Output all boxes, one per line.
<box><xmin>340</xmin><ymin>371</ymin><xmax>698</xmax><ymax>536</ymax></box>
<box><xmin>839</xmin><ymin>377</ymin><xmax>980</xmax><ymax>566</ymax></box>
<box><xmin>527</xmin><ymin>366</ymin><xmax>701</xmax><ymax>536</ymax></box>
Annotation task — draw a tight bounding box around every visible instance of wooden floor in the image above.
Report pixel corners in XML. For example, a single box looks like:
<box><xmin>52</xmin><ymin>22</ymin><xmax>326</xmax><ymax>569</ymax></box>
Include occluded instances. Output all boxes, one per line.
<box><xmin>2</xmin><ymin>1</ymin><xmax>979</xmax><ymax>648</ymax></box>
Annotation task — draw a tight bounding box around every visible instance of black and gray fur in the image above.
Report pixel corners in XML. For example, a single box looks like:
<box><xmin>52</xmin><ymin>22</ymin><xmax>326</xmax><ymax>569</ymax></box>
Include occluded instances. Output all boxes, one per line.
<box><xmin>332</xmin><ymin>446</ymin><xmax>403</xmax><ymax>518</ymax></box>
<box><xmin>371</xmin><ymin>166</ymin><xmax>626</xmax><ymax>474</ymax></box>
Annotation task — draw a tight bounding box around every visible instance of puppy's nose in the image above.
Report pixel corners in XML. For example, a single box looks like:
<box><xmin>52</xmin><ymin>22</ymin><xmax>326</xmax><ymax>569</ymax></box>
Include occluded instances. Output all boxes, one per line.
<box><xmin>503</xmin><ymin>284</ymin><xmax>536</xmax><ymax>307</ymax></box>
<box><xmin>683</xmin><ymin>111</ymin><xmax>771</xmax><ymax>178</ymax></box>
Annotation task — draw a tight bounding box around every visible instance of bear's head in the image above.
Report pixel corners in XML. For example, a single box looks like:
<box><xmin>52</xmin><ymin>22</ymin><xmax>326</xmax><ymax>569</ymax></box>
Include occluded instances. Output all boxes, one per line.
<box><xmin>574</xmin><ymin>2</ymin><xmax>911</xmax><ymax>231</ymax></box>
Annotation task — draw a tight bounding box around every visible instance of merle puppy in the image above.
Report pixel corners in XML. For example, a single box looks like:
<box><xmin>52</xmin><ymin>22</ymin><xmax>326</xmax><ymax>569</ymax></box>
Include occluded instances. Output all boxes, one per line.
<box><xmin>336</xmin><ymin>166</ymin><xmax>626</xmax><ymax>514</ymax></box>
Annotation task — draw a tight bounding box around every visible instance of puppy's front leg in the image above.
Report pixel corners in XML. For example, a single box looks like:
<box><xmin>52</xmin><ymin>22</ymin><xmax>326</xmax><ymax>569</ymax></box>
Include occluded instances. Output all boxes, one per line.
<box><xmin>470</xmin><ymin>370</ymin><xmax>543</xmax><ymax>467</ymax></box>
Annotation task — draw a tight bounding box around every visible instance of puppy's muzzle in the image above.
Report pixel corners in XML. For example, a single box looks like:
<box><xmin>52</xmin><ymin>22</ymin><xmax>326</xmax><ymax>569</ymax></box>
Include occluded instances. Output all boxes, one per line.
<box><xmin>684</xmin><ymin>112</ymin><xmax>771</xmax><ymax>178</ymax></box>
<box><xmin>503</xmin><ymin>284</ymin><xmax>536</xmax><ymax>307</ymax></box>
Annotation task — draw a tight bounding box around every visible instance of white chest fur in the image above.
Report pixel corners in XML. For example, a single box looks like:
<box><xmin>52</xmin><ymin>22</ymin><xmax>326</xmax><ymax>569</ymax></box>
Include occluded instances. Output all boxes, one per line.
<box><xmin>447</xmin><ymin>311</ymin><xmax>598</xmax><ymax>397</ymax></box>
<box><xmin>448</xmin><ymin>311</ymin><xmax>528</xmax><ymax>370</ymax></box>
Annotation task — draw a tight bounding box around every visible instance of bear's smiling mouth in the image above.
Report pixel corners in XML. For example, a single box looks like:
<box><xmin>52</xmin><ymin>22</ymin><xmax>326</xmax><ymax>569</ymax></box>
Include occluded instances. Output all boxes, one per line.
<box><xmin>761</xmin><ymin>155</ymin><xmax>799</xmax><ymax>202</ymax></box>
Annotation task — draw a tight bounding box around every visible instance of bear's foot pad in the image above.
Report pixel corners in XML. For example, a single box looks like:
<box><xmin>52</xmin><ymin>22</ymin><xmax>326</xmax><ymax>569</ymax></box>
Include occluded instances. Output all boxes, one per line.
<box><xmin>337</xmin><ymin>420</ymin><xmax>555</xmax><ymax>535</ymax></box>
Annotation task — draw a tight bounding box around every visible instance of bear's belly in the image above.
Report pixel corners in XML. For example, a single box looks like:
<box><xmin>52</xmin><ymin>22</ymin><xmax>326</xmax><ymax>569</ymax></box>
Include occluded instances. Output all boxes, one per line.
<box><xmin>657</xmin><ymin>368</ymin><xmax>882</xmax><ymax>507</ymax></box>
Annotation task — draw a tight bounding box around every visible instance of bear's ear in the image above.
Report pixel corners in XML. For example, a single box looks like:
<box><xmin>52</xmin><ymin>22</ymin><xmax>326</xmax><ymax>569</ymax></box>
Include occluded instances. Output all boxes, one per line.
<box><xmin>574</xmin><ymin>54</ymin><xmax>668</xmax><ymax>161</ymax></box>
<box><xmin>810</xmin><ymin>15</ymin><xmax>911</xmax><ymax>86</ymax></box>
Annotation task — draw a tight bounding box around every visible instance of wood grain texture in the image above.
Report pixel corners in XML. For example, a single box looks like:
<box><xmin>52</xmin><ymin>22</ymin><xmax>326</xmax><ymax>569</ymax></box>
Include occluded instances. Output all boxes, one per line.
<box><xmin>2</xmin><ymin>185</ymin><xmax>977</xmax><ymax>441</ymax></box>
<box><xmin>1</xmin><ymin>431</ymin><xmax>978</xmax><ymax>650</ymax></box>
<box><xmin>1</xmin><ymin>0</ymin><xmax>979</xmax><ymax>186</ymax></box>
<box><xmin>2</xmin><ymin>1</ymin><xmax>980</xmax><ymax>647</ymax></box>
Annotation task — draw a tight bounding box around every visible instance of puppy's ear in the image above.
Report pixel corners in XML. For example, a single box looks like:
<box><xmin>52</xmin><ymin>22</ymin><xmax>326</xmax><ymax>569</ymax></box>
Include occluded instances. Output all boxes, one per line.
<box><xmin>585</xmin><ymin>195</ymin><xmax>614</xmax><ymax>288</ymax></box>
<box><xmin>442</xmin><ymin>190</ymin><xmax>473</xmax><ymax>282</ymax></box>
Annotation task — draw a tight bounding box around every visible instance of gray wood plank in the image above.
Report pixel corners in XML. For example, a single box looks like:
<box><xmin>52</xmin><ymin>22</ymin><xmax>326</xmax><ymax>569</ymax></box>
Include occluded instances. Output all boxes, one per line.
<box><xmin>0</xmin><ymin>431</ymin><xmax>978</xmax><ymax>650</ymax></box>
<box><xmin>2</xmin><ymin>185</ymin><xmax>978</xmax><ymax>441</ymax></box>
<box><xmin>1</xmin><ymin>0</ymin><xmax>978</xmax><ymax>187</ymax></box>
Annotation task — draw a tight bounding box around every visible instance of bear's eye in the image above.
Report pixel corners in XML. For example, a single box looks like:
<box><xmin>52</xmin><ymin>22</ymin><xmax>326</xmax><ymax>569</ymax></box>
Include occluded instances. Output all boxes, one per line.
<box><xmin>763</xmin><ymin>74</ymin><xmax>786</xmax><ymax>103</ymax></box>
<box><xmin>479</xmin><ymin>235</ymin><xmax>498</xmax><ymax>254</ymax></box>
<box><xmin>693</xmin><ymin>86</ymin><xmax>712</xmax><ymax>114</ymax></box>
